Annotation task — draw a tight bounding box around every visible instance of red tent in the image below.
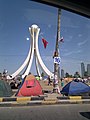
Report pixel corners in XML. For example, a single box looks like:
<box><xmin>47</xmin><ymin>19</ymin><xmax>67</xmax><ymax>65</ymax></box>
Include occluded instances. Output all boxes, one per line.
<box><xmin>16</xmin><ymin>74</ymin><xmax>43</xmax><ymax>96</ymax></box>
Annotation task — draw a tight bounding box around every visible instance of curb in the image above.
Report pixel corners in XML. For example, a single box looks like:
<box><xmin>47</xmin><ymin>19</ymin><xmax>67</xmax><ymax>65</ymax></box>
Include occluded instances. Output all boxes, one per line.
<box><xmin>0</xmin><ymin>95</ymin><xmax>90</xmax><ymax>107</ymax></box>
<box><xmin>57</xmin><ymin>96</ymin><xmax>90</xmax><ymax>100</ymax></box>
<box><xmin>0</xmin><ymin>99</ymin><xmax>90</xmax><ymax>107</ymax></box>
<box><xmin>0</xmin><ymin>95</ymin><xmax>46</xmax><ymax>102</ymax></box>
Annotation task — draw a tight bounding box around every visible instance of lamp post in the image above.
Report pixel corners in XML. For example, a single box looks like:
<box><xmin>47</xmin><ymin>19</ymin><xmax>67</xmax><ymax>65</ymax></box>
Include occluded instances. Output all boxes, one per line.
<box><xmin>53</xmin><ymin>8</ymin><xmax>61</xmax><ymax>93</ymax></box>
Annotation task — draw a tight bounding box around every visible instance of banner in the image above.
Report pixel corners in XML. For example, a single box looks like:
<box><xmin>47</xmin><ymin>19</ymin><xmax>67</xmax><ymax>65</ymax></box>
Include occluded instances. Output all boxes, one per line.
<box><xmin>54</xmin><ymin>57</ymin><xmax>61</xmax><ymax>64</ymax></box>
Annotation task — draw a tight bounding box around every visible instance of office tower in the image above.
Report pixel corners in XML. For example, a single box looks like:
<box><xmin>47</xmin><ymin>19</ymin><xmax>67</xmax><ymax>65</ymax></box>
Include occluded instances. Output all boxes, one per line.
<box><xmin>87</xmin><ymin>64</ymin><xmax>90</xmax><ymax>77</ymax></box>
<box><xmin>61</xmin><ymin>69</ymin><xmax>64</xmax><ymax>78</ymax></box>
<box><xmin>81</xmin><ymin>62</ymin><xmax>85</xmax><ymax>78</ymax></box>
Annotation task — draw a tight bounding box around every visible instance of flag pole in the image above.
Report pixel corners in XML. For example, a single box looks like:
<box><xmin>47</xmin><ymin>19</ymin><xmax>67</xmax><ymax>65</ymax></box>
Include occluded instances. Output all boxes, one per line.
<box><xmin>53</xmin><ymin>8</ymin><xmax>61</xmax><ymax>93</ymax></box>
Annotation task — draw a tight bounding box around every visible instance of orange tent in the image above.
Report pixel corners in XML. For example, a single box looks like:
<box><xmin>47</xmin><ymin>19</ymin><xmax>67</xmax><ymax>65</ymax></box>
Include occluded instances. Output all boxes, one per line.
<box><xmin>16</xmin><ymin>74</ymin><xmax>43</xmax><ymax>96</ymax></box>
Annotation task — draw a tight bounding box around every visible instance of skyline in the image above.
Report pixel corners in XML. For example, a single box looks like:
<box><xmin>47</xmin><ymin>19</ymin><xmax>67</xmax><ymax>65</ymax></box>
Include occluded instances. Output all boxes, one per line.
<box><xmin>0</xmin><ymin>0</ymin><xmax>90</xmax><ymax>76</ymax></box>
<box><xmin>62</xmin><ymin>62</ymin><xmax>90</xmax><ymax>77</ymax></box>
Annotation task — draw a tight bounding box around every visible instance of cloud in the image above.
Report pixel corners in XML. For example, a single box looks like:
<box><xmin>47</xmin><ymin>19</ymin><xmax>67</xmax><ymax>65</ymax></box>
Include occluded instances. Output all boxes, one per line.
<box><xmin>63</xmin><ymin>50</ymin><xmax>82</xmax><ymax>56</ymax></box>
<box><xmin>63</xmin><ymin>51</ymin><xmax>74</xmax><ymax>56</ymax></box>
<box><xmin>77</xmin><ymin>40</ymin><xmax>87</xmax><ymax>46</ymax></box>
<box><xmin>24</xmin><ymin>8</ymin><xmax>57</xmax><ymax>25</ymax></box>
<box><xmin>62</xmin><ymin>16</ymin><xmax>79</xmax><ymax>28</ymax></box>
<box><xmin>65</xmin><ymin>36</ymin><xmax>73</xmax><ymax>42</ymax></box>
<box><xmin>69</xmin><ymin>36</ymin><xmax>73</xmax><ymax>39</ymax></box>
<box><xmin>78</xmin><ymin>34</ymin><xmax>82</xmax><ymax>37</ymax></box>
<box><xmin>39</xmin><ymin>32</ymin><xmax>45</xmax><ymax>38</ymax></box>
<box><xmin>40</xmin><ymin>32</ymin><xmax>43</xmax><ymax>35</ymax></box>
<box><xmin>62</xmin><ymin>58</ymin><xmax>81</xmax><ymax>64</ymax></box>
<box><xmin>61</xmin><ymin>49</ymin><xmax>68</xmax><ymax>52</ymax></box>
<box><xmin>42</xmin><ymin>56</ymin><xmax>52</xmax><ymax>62</ymax></box>
<box><xmin>48</xmin><ymin>24</ymin><xmax>51</xmax><ymax>28</ymax></box>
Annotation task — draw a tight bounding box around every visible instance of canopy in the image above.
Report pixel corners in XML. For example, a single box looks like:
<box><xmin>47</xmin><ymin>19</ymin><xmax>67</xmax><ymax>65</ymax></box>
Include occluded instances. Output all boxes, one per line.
<box><xmin>16</xmin><ymin>74</ymin><xmax>43</xmax><ymax>96</ymax></box>
<box><xmin>61</xmin><ymin>79</ymin><xmax>90</xmax><ymax>96</ymax></box>
<box><xmin>0</xmin><ymin>80</ymin><xmax>13</xmax><ymax>97</ymax></box>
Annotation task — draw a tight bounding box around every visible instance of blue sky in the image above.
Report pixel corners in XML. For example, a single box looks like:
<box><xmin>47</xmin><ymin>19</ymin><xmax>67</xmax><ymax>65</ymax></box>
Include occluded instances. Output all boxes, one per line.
<box><xmin>0</xmin><ymin>0</ymin><xmax>90</xmax><ymax>76</ymax></box>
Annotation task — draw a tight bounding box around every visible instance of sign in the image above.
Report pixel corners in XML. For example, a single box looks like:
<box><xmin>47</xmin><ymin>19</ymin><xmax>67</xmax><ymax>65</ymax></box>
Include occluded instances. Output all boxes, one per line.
<box><xmin>54</xmin><ymin>57</ymin><xmax>61</xmax><ymax>64</ymax></box>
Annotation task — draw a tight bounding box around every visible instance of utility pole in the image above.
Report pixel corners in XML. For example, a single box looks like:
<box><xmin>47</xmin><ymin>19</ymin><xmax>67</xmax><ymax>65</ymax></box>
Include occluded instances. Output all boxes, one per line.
<box><xmin>53</xmin><ymin>8</ymin><xmax>61</xmax><ymax>93</ymax></box>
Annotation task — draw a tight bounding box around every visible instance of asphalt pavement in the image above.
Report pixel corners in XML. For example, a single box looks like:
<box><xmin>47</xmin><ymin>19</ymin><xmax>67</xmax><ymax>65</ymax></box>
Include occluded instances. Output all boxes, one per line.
<box><xmin>0</xmin><ymin>104</ymin><xmax>90</xmax><ymax>120</ymax></box>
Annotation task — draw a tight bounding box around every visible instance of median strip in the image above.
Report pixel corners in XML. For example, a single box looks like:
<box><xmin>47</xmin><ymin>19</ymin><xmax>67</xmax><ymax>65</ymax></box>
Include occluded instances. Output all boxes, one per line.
<box><xmin>17</xmin><ymin>97</ymin><xmax>31</xmax><ymax>102</ymax></box>
<box><xmin>0</xmin><ymin>95</ymin><xmax>90</xmax><ymax>106</ymax></box>
<box><xmin>69</xmin><ymin>96</ymin><xmax>81</xmax><ymax>100</ymax></box>
<box><xmin>0</xmin><ymin>98</ymin><xmax>3</xmax><ymax>102</ymax></box>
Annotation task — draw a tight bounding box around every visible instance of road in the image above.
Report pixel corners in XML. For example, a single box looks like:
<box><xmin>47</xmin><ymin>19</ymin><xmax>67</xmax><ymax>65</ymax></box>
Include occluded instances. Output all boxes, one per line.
<box><xmin>0</xmin><ymin>104</ymin><xmax>90</xmax><ymax>120</ymax></box>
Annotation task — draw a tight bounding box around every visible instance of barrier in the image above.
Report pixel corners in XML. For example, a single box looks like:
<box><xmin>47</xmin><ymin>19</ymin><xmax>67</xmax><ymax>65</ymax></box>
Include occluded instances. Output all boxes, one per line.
<box><xmin>0</xmin><ymin>95</ymin><xmax>90</xmax><ymax>107</ymax></box>
<box><xmin>0</xmin><ymin>96</ymin><xmax>45</xmax><ymax>102</ymax></box>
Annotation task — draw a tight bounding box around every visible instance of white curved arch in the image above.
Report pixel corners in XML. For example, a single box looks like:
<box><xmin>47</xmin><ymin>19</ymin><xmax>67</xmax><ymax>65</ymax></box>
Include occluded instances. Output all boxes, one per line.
<box><xmin>35</xmin><ymin>28</ymin><xmax>54</xmax><ymax>77</ymax></box>
<box><xmin>35</xmin><ymin>53</ymin><xmax>41</xmax><ymax>77</ymax></box>
<box><xmin>7</xmin><ymin>41</ymin><xmax>31</xmax><ymax>79</ymax></box>
<box><xmin>22</xmin><ymin>27</ymin><xmax>35</xmax><ymax>78</ymax></box>
<box><xmin>7</xmin><ymin>24</ymin><xmax>54</xmax><ymax>79</ymax></box>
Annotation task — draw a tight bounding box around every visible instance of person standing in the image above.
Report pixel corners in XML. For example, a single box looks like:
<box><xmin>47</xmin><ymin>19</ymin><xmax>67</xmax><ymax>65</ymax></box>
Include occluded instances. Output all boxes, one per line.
<box><xmin>48</xmin><ymin>76</ymin><xmax>51</xmax><ymax>85</ymax></box>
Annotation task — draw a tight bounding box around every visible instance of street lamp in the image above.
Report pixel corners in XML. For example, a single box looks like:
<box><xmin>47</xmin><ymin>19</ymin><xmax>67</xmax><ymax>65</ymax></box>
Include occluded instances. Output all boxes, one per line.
<box><xmin>53</xmin><ymin>8</ymin><xmax>61</xmax><ymax>93</ymax></box>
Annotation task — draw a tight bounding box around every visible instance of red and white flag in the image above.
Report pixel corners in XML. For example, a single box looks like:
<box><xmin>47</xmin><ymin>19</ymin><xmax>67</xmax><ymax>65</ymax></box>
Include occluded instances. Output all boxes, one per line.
<box><xmin>42</xmin><ymin>38</ymin><xmax>48</xmax><ymax>49</ymax></box>
<box><xmin>58</xmin><ymin>37</ymin><xmax>64</xmax><ymax>42</ymax></box>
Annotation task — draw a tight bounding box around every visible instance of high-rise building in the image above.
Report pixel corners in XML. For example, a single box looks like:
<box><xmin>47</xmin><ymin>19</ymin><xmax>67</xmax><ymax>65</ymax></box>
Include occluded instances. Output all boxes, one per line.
<box><xmin>61</xmin><ymin>69</ymin><xmax>64</xmax><ymax>78</ymax></box>
<box><xmin>87</xmin><ymin>64</ymin><xmax>90</xmax><ymax>77</ymax></box>
<box><xmin>81</xmin><ymin>62</ymin><xmax>85</xmax><ymax>78</ymax></box>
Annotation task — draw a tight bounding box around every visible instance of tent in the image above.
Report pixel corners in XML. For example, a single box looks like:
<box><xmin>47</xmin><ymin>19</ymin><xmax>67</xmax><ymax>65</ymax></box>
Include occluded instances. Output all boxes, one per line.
<box><xmin>16</xmin><ymin>74</ymin><xmax>43</xmax><ymax>96</ymax></box>
<box><xmin>0</xmin><ymin>80</ymin><xmax>13</xmax><ymax>97</ymax></box>
<box><xmin>60</xmin><ymin>79</ymin><xmax>90</xmax><ymax>96</ymax></box>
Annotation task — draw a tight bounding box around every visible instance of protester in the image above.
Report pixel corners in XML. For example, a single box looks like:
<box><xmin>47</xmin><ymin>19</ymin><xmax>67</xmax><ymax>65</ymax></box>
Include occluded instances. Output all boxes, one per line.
<box><xmin>48</xmin><ymin>76</ymin><xmax>52</xmax><ymax>85</ymax></box>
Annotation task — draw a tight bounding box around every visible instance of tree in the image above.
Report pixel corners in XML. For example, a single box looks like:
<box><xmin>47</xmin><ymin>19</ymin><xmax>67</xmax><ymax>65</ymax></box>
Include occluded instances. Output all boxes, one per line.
<box><xmin>74</xmin><ymin>71</ymin><xmax>80</xmax><ymax>78</ymax></box>
<box><xmin>65</xmin><ymin>72</ymin><xmax>70</xmax><ymax>78</ymax></box>
<box><xmin>41</xmin><ymin>72</ymin><xmax>44</xmax><ymax>77</ymax></box>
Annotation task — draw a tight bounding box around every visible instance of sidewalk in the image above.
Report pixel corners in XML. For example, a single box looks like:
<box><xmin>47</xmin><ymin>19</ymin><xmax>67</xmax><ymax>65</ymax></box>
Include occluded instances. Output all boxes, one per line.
<box><xmin>39</xmin><ymin>80</ymin><xmax>53</xmax><ymax>92</ymax></box>
<box><xmin>39</xmin><ymin>80</ymin><xmax>90</xmax><ymax>100</ymax></box>
<box><xmin>0</xmin><ymin>80</ymin><xmax>90</xmax><ymax>107</ymax></box>
<box><xmin>39</xmin><ymin>80</ymin><xmax>63</xmax><ymax>96</ymax></box>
